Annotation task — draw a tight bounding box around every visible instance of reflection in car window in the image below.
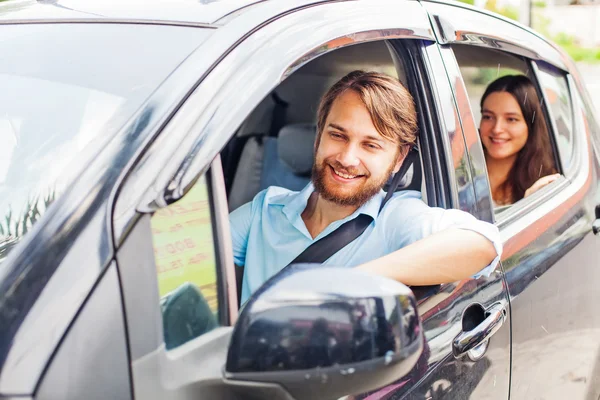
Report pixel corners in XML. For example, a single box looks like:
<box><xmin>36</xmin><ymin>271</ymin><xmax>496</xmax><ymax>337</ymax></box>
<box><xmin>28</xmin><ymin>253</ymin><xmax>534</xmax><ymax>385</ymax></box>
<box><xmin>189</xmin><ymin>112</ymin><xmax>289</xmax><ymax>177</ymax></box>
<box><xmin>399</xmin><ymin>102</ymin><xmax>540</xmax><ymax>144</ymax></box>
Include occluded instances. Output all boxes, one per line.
<box><xmin>150</xmin><ymin>175</ymin><xmax>220</xmax><ymax>350</ymax></box>
<box><xmin>0</xmin><ymin>23</ymin><xmax>210</xmax><ymax>265</ymax></box>
<box><xmin>536</xmin><ymin>62</ymin><xmax>575</xmax><ymax>171</ymax></box>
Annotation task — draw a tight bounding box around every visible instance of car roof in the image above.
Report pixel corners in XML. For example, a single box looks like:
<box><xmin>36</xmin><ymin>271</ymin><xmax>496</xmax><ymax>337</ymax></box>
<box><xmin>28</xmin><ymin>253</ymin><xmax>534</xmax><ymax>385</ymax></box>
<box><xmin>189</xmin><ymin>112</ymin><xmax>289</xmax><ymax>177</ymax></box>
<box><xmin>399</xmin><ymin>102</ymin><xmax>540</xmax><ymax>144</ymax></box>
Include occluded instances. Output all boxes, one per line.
<box><xmin>0</xmin><ymin>0</ymin><xmax>265</xmax><ymax>26</ymax></box>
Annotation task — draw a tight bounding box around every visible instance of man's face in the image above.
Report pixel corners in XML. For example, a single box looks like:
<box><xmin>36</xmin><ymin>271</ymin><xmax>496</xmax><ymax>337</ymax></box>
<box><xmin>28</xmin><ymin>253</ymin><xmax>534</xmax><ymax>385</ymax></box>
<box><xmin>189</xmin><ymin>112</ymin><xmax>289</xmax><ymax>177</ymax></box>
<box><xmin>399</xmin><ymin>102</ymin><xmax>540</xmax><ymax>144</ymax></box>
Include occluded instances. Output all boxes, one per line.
<box><xmin>312</xmin><ymin>90</ymin><xmax>404</xmax><ymax>207</ymax></box>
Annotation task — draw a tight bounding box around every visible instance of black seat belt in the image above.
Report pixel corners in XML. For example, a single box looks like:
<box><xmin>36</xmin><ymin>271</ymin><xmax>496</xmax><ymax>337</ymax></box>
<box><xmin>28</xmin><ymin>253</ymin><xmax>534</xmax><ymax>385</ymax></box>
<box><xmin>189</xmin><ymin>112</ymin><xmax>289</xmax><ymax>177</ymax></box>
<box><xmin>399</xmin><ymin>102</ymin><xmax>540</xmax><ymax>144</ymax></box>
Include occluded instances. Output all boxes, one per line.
<box><xmin>288</xmin><ymin>147</ymin><xmax>417</xmax><ymax>264</ymax></box>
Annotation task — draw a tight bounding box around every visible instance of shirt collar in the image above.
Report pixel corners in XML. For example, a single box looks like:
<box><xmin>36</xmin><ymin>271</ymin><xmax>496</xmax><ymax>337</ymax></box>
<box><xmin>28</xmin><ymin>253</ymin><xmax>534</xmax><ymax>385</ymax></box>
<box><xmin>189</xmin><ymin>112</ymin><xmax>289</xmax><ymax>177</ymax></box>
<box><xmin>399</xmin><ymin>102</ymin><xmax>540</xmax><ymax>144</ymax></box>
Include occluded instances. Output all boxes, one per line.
<box><xmin>273</xmin><ymin>182</ymin><xmax>384</xmax><ymax>222</ymax></box>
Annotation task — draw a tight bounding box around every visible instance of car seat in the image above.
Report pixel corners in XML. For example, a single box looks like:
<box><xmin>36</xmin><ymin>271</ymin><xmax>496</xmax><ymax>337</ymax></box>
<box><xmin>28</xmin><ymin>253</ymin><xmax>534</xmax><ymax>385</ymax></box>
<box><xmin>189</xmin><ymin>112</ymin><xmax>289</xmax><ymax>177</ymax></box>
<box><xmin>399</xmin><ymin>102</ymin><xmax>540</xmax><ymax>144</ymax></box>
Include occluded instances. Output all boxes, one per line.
<box><xmin>228</xmin><ymin>123</ymin><xmax>422</xmax><ymax>211</ymax></box>
<box><xmin>228</xmin><ymin>123</ymin><xmax>316</xmax><ymax>211</ymax></box>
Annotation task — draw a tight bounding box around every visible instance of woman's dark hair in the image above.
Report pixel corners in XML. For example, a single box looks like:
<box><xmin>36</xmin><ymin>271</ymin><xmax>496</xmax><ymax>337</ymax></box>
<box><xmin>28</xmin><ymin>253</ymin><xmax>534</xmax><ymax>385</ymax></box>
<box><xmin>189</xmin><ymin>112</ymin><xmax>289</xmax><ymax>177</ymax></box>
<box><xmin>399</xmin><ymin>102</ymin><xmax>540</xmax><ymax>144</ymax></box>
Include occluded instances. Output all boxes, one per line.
<box><xmin>480</xmin><ymin>75</ymin><xmax>557</xmax><ymax>204</ymax></box>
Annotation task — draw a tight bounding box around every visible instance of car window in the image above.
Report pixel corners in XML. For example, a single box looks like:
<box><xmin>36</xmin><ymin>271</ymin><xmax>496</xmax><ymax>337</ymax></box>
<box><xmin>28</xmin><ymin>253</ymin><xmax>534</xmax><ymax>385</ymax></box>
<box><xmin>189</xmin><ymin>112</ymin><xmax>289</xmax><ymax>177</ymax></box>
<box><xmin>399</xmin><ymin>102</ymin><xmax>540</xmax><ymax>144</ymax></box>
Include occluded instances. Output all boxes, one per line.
<box><xmin>0</xmin><ymin>23</ymin><xmax>211</xmax><ymax>266</ymax></box>
<box><xmin>451</xmin><ymin>44</ymin><xmax>560</xmax><ymax>214</ymax></box>
<box><xmin>150</xmin><ymin>174</ymin><xmax>220</xmax><ymax>350</ymax></box>
<box><xmin>535</xmin><ymin>62</ymin><xmax>575</xmax><ymax>172</ymax></box>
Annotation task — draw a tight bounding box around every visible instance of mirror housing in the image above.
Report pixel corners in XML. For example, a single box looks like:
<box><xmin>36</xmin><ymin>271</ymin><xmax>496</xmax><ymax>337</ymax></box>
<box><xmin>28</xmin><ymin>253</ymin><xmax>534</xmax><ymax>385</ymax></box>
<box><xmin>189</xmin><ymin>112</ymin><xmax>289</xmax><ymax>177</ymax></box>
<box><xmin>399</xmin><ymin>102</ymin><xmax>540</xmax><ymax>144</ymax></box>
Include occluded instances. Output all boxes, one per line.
<box><xmin>224</xmin><ymin>265</ymin><xmax>423</xmax><ymax>400</ymax></box>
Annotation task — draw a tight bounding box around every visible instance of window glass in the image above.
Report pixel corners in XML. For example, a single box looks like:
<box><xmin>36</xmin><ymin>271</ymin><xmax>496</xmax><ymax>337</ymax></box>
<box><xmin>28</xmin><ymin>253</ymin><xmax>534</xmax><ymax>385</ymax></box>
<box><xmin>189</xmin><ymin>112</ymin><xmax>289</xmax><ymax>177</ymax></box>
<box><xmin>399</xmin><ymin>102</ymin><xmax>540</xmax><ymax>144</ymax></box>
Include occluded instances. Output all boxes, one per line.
<box><xmin>452</xmin><ymin>46</ymin><xmax>529</xmax><ymax>129</ymax></box>
<box><xmin>452</xmin><ymin>45</ymin><xmax>559</xmax><ymax>213</ymax></box>
<box><xmin>0</xmin><ymin>23</ymin><xmax>210</xmax><ymax>266</ymax></box>
<box><xmin>150</xmin><ymin>174</ymin><xmax>220</xmax><ymax>350</ymax></box>
<box><xmin>535</xmin><ymin>62</ymin><xmax>575</xmax><ymax>171</ymax></box>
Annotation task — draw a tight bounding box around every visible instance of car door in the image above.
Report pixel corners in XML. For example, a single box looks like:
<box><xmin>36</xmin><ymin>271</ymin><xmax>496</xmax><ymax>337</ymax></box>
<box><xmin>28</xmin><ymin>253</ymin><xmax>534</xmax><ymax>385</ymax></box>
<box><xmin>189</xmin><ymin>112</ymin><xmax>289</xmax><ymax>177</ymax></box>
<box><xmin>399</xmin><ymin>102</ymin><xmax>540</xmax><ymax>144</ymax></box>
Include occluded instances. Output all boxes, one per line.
<box><xmin>359</xmin><ymin>40</ymin><xmax>511</xmax><ymax>400</ymax></box>
<box><xmin>426</xmin><ymin>2</ymin><xmax>600</xmax><ymax>398</ymax></box>
<box><xmin>110</xmin><ymin>2</ymin><xmax>443</xmax><ymax>399</ymax></box>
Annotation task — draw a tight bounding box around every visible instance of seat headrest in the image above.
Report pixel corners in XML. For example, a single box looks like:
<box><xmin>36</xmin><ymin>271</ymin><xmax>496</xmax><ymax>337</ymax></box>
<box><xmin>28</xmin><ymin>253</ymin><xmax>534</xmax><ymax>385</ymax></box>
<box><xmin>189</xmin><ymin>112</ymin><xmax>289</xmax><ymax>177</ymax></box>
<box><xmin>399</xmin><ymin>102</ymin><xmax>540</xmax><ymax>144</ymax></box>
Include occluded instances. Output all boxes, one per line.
<box><xmin>277</xmin><ymin>123</ymin><xmax>317</xmax><ymax>176</ymax></box>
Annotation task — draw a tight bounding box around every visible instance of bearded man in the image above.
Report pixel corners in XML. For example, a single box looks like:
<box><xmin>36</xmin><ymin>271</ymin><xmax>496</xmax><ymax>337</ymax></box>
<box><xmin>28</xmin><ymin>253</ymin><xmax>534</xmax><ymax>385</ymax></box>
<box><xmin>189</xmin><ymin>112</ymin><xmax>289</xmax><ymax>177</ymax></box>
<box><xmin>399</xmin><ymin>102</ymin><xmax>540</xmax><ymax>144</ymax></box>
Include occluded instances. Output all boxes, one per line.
<box><xmin>230</xmin><ymin>70</ymin><xmax>501</xmax><ymax>304</ymax></box>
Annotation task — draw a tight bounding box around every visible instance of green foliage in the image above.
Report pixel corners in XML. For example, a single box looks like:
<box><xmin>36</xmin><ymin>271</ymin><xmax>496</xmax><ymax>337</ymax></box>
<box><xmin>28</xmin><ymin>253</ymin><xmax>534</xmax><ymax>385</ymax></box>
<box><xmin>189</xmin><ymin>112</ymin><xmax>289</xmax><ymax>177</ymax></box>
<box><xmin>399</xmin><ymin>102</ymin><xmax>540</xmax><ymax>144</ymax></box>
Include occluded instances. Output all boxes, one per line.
<box><xmin>534</xmin><ymin>15</ymin><xmax>600</xmax><ymax>64</ymax></box>
<box><xmin>484</xmin><ymin>0</ymin><xmax>520</xmax><ymax>21</ymax></box>
<box><xmin>457</xmin><ymin>0</ymin><xmax>476</xmax><ymax>5</ymax></box>
<box><xmin>0</xmin><ymin>189</ymin><xmax>57</xmax><ymax>263</ymax></box>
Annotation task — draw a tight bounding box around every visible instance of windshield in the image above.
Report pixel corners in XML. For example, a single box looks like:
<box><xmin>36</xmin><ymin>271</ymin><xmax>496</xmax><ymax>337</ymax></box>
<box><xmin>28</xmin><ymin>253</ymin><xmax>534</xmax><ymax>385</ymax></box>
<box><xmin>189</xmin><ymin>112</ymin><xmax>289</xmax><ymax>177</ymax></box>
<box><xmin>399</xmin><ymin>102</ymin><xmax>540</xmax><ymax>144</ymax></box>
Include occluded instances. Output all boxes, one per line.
<box><xmin>0</xmin><ymin>23</ymin><xmax>211</xmax><ymax>265</ymax></box>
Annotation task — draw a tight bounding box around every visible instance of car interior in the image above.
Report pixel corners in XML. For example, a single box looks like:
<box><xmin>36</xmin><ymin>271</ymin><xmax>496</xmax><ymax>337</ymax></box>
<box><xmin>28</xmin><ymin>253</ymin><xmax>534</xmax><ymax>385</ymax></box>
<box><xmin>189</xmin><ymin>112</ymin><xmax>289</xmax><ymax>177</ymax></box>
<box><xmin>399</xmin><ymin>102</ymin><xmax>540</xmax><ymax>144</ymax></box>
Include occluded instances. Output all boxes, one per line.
<box><xmin>219</xmin><ymin>40</ymin><xmax>426</xmax><ymax>213</ymax></box>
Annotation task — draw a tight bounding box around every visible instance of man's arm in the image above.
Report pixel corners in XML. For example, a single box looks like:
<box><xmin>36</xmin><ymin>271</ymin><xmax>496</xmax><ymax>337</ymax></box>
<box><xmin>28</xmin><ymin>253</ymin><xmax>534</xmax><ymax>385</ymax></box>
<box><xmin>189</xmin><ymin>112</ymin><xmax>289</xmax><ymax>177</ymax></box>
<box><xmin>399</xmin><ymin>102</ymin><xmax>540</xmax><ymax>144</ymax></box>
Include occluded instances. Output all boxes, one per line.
<box><xmin>357</xmin><ymin>228</ymin><xmax>498</xmax><ymax>285</ymax></box>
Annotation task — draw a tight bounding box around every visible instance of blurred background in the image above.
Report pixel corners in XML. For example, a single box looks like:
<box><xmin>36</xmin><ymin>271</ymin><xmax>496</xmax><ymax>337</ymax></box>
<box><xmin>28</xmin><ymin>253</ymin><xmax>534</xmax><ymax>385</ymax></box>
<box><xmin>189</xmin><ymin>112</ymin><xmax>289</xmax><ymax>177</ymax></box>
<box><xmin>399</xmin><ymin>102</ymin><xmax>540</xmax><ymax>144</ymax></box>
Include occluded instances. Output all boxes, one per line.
<box><xmin>458</xmin><ymin>0</ymin><xmax>600</xmax><ymax>113</ymax></box>
<box><xmin>0</xmin><ymin>0</ymin><xmax>598</xmax><ymax>112</ymax></box>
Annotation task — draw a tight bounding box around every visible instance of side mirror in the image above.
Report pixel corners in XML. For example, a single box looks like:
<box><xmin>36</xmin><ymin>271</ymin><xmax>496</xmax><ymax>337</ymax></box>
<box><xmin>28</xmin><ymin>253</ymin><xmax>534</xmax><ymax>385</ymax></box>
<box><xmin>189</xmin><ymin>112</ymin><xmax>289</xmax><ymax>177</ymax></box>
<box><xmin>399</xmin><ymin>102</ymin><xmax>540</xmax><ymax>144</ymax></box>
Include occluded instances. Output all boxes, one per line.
<box><xmin>224</xmin><ymin>265</ymin><xmax>423</xmax><ymax>400</ymax></box>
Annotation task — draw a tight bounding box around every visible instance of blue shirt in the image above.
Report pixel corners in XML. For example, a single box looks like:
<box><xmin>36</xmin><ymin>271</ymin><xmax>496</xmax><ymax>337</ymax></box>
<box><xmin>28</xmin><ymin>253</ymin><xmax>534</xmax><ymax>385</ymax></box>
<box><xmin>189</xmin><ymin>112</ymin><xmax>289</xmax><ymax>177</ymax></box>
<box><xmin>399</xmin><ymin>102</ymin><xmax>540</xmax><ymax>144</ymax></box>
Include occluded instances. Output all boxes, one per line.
<box><xmin>230</xmin><ymin>183</ymin><xmax>502</xmax><ymax>304</ymax></box>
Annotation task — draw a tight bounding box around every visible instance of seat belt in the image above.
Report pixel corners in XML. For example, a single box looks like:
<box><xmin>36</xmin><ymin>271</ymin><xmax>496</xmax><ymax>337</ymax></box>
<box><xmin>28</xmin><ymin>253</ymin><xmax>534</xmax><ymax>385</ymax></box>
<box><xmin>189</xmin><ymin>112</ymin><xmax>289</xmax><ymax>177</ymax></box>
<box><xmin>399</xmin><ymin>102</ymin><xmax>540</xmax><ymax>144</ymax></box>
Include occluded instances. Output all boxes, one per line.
<box><xmin>287</xmin><ymin>147</ymin><xmax>417</xmax><ymax>264</ymax></box>
<box><xmin>235</xmin><ymin>148</ymin><xmax>417</xmax><ymax>305</ymax></box>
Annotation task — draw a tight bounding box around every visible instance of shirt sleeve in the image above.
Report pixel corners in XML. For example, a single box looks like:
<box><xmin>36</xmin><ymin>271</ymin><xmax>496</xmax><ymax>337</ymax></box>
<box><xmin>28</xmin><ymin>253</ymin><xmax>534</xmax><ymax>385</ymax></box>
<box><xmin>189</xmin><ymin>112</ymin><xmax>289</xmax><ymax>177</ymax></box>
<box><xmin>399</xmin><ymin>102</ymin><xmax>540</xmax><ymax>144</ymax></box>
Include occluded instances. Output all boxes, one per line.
<box><xmin>228</xmin><ymin>189</ymin><xmax>268</xmax><ymax>266</ymax></box>
<box><xmin>382</xmin><ymin>192</ymin><xmax>502</xmax><ymax>278</ymax></box>
<box><xmin>229</xmin><ymin>202</ymin><xmax>254</xmax><ymax>267</ymax></box>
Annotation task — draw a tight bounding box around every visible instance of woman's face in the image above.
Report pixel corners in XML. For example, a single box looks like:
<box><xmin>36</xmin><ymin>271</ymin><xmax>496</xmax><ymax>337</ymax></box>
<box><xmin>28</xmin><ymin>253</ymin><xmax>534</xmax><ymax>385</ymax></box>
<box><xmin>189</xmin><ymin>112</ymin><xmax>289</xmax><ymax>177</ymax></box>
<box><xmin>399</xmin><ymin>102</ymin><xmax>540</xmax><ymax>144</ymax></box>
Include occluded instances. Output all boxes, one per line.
<box><xmin>480</xmin><ymin>91</ymin><xmax>529</xmax><ymax>161</ymax></box>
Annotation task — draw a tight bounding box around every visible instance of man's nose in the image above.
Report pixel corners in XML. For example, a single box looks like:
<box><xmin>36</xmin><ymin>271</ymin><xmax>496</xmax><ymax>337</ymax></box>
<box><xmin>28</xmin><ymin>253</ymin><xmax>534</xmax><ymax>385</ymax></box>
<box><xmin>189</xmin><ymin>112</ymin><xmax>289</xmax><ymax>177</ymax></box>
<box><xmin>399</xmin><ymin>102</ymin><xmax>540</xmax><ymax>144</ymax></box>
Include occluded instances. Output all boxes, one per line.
<box><xmin>336</xmin><ymin>145</ymin><xmax>360</xmax><ymax>167</ymax></box>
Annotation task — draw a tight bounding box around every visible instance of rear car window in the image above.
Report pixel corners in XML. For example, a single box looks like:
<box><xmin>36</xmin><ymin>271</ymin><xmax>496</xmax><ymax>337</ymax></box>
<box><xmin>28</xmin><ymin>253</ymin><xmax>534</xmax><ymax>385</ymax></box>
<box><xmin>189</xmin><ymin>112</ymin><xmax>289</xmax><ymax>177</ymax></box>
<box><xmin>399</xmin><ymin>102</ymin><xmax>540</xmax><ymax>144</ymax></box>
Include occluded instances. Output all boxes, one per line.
<box><xmin>0</xmin><ymin>23</ymin><xmax>211</xmax><ymax>265</ymax></box>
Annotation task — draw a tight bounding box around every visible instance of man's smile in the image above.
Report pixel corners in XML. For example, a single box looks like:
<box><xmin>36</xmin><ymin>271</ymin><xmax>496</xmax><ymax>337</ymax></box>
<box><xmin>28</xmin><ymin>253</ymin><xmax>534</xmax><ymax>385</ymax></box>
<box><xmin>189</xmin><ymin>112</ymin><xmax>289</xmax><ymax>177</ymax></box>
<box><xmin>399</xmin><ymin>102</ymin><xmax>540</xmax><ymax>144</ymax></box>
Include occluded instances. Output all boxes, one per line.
<box><xmin>329</xmin><ymin>165</ymin><xmax>364</xmax><ymax>182</ymax></box>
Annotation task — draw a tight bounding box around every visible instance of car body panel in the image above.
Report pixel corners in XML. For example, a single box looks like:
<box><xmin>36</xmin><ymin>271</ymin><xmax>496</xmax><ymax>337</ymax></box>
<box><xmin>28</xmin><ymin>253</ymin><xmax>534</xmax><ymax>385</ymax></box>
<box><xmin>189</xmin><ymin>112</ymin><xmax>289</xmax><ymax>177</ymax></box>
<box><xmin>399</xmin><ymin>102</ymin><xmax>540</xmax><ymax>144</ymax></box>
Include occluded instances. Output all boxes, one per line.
<box><xmin>0</xmin><ymin>23</ymin><xmax>212</xmax><ymax>395</ymax></box>
<box><xmin>503</xmin><ymin>73</ymin><xmax>600</xmax><ymax>399</ymax></box>
<box><xmin>35</xmin><ymin>263</ymin><xmax>131</xmax><ymax>400</ymax></box>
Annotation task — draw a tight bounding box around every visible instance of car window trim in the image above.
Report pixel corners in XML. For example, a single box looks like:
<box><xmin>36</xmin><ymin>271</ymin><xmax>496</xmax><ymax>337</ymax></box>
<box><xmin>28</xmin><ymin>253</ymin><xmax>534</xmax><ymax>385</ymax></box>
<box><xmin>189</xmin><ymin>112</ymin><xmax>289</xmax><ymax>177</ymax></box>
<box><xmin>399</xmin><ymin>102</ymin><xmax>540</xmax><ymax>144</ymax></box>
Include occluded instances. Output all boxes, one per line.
<box><xmin>533</xmin><ymin>62</ymin><xmax>580</xmax><ymax>179</ymax></box>
<box><xmin>206</xmin><ymin>155</ymin><xmax>238</xmax><ymax>324</ymax></box>
<box><xmin>122</xmin><ymin>0</ymin><xmax>435</xmax><ymax>219</ymax></box>
<box><xmin>424</xmin><ymin>1</ymin><xmax>568</xmax><ymax>72</ymax></box>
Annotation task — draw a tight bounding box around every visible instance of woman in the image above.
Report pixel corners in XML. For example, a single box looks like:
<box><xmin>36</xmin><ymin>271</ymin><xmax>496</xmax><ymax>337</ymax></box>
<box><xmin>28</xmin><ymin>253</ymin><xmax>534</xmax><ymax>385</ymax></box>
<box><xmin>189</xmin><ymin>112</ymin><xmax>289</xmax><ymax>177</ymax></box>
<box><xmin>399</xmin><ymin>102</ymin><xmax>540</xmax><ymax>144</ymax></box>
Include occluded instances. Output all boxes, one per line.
<box><xmin>479</xmin><ymin>75</ymin><xmax>559</xmax><ymax>206</ymax></box>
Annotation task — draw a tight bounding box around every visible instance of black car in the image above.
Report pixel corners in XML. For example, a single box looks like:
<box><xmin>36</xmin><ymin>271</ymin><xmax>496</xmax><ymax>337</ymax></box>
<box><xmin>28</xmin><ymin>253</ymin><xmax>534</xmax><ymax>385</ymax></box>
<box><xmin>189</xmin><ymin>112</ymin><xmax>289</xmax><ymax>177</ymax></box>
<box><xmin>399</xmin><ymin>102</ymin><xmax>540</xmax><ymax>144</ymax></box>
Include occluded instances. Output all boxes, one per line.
<box><xmin>1</xmin><ymin>1</ymin><xmax>600</xmax><ymax>399</ymax></box>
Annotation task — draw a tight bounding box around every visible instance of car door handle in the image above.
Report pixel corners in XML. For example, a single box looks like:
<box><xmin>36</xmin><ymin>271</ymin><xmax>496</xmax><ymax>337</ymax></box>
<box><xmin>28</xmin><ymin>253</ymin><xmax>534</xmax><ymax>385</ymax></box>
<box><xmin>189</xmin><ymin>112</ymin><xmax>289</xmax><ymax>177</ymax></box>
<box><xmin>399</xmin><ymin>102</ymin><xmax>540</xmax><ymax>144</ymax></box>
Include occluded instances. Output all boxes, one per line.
<box><xmin>452</xmin><ymin>301</ymin><xmax>507</xmax><ymax>359</ymax></box>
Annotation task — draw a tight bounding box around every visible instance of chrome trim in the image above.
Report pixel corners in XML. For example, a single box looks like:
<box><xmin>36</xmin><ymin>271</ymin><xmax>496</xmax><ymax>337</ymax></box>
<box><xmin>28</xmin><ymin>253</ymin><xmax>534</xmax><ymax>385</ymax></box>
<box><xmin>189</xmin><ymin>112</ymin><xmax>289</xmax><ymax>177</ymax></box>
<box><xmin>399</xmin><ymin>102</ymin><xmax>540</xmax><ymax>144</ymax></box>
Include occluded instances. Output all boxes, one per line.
<box><xmin>423</xmin><ymin>1</ymin><xmax>567</xmax><ymax>71</ymax></box>
<box><xmin>120</xmin><ymin>0</ymin><xmax>434</xmax><ymax>222</ymax></box>
<box><xmin>0</xmin><ymin>0</ymin><xmax>263</xmax><ymax>25</ymax></box>
<box><xmin>565</xmin><ymin>74</ymin><xmax>584</xmax><ymax>179</ymax></box>
<box><xmin>282</xmin><ymin>27</ymin><xmax>435</xmax><ymax>79</ymax></box>
<box><xmin>495</xmin><ymin>177</ymin><xmax>570</xmax><ymax>229</ymax></box>
<box><xmin>208</xmin><ymin>155</ymin><xmax>239</xmax><ymax>324</ymax></box>
<box><xmin>453</xmin><ymin>301</ymin><xmax>507</xmax><ymax>358</ymax></box>
<box><xmin>0</xmin><ymin>18</ymin><xmax>217</xmax><ymax>28</ymax></box>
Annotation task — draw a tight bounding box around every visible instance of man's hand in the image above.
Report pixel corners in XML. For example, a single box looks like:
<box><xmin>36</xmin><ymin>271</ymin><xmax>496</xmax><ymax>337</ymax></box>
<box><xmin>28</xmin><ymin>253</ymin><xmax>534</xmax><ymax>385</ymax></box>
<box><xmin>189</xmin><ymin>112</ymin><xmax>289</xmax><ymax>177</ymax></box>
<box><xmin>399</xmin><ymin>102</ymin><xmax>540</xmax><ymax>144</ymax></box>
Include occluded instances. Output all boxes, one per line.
<box><xmin>356</xmin><ymin>228</ymin><xmax>498</xmax><ymax>285</ymax></box>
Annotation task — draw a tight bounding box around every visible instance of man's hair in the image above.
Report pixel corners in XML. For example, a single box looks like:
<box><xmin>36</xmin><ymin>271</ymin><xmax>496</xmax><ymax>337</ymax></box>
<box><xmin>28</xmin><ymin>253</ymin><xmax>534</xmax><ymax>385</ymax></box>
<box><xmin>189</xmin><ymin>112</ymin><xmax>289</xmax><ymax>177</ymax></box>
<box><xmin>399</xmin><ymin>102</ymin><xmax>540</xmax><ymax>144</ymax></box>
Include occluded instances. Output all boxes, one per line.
<box><xmin>316</xmin><ymin>70</ymin><xmax>418</xmax><ymax>156</ymax></box>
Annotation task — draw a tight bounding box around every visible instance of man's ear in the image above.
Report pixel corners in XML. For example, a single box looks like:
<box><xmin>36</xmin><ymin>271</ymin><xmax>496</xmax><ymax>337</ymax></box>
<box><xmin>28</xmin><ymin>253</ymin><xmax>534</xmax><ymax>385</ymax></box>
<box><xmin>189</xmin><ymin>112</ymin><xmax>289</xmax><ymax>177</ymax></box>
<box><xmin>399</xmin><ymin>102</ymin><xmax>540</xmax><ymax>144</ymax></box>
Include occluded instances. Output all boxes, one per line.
<box><xmin>392</xmin><ymin>148</ymin><xmax>408</xmax><ymax>174</ymax></box>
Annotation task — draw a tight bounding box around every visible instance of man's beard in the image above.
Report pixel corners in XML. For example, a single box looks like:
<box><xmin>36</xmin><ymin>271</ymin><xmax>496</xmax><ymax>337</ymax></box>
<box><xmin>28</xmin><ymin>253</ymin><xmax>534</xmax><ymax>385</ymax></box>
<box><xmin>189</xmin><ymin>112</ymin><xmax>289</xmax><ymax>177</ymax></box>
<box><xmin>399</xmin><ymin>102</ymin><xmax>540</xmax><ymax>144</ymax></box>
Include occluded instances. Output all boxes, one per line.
<box><xmin>311</xmin><ymin>159</ymin><xmax>395</xmax><ymax>208</ymax></box>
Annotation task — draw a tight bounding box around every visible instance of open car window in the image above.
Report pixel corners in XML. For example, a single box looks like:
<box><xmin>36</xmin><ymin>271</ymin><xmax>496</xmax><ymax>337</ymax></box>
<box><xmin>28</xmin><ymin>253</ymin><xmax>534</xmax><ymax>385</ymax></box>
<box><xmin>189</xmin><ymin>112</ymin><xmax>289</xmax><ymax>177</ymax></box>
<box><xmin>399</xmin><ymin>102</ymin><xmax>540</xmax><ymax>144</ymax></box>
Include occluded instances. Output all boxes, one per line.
<box><xmin>451</xmin><ymin>44</ymin><xmax>562</xmax><ymax>217</ymax></box>
<box><xmin>222</xmin><ymin>40</ymin><xmax>425</xmax><ymax>216</ymax></box>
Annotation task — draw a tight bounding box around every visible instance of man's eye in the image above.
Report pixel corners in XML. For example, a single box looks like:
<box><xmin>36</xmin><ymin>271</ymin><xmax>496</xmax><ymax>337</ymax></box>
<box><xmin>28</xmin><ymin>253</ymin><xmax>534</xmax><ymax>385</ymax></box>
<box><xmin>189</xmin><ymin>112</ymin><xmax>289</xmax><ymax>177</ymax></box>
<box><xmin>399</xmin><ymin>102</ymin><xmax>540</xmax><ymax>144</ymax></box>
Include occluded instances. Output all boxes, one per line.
<box><xmin>481</xmin><ymin>115</ymin><xmax>492</xmax><ymax>121</ymax></box>
<box><xmin>365</xmin><ymin>143</ymin><xmax>380</xmax><ymax>150</ymax></box>
<box><xmin>330</xmin><ymin>132</ymin><xmax>343</xmax><ymax>139</ymax></box>
<box><xmin>508</xmin><ymin>118</ymin><xmax>518</xmax><ymax>123</ymax></box>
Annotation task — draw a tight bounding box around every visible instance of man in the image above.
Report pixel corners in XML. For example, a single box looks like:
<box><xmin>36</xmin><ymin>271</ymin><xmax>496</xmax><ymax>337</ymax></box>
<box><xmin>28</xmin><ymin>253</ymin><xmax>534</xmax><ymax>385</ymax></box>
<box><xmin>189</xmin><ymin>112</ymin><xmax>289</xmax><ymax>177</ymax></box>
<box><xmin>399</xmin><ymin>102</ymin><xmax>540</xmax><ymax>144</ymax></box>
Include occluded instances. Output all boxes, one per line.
<box><xmin>230</xmin><ymin>70</ymin><xmax>501</xmax><ymax>304</ymax></box>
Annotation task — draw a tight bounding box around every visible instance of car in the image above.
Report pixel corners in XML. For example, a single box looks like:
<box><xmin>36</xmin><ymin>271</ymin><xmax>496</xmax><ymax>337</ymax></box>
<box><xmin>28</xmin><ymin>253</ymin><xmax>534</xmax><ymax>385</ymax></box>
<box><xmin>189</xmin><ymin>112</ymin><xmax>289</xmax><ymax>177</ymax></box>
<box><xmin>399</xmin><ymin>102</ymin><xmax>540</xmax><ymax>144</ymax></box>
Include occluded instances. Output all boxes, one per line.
<box><xmin>1</xmin><ymin>0</ymin><xmax>599</xmax><ymax>399</ymax></box>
